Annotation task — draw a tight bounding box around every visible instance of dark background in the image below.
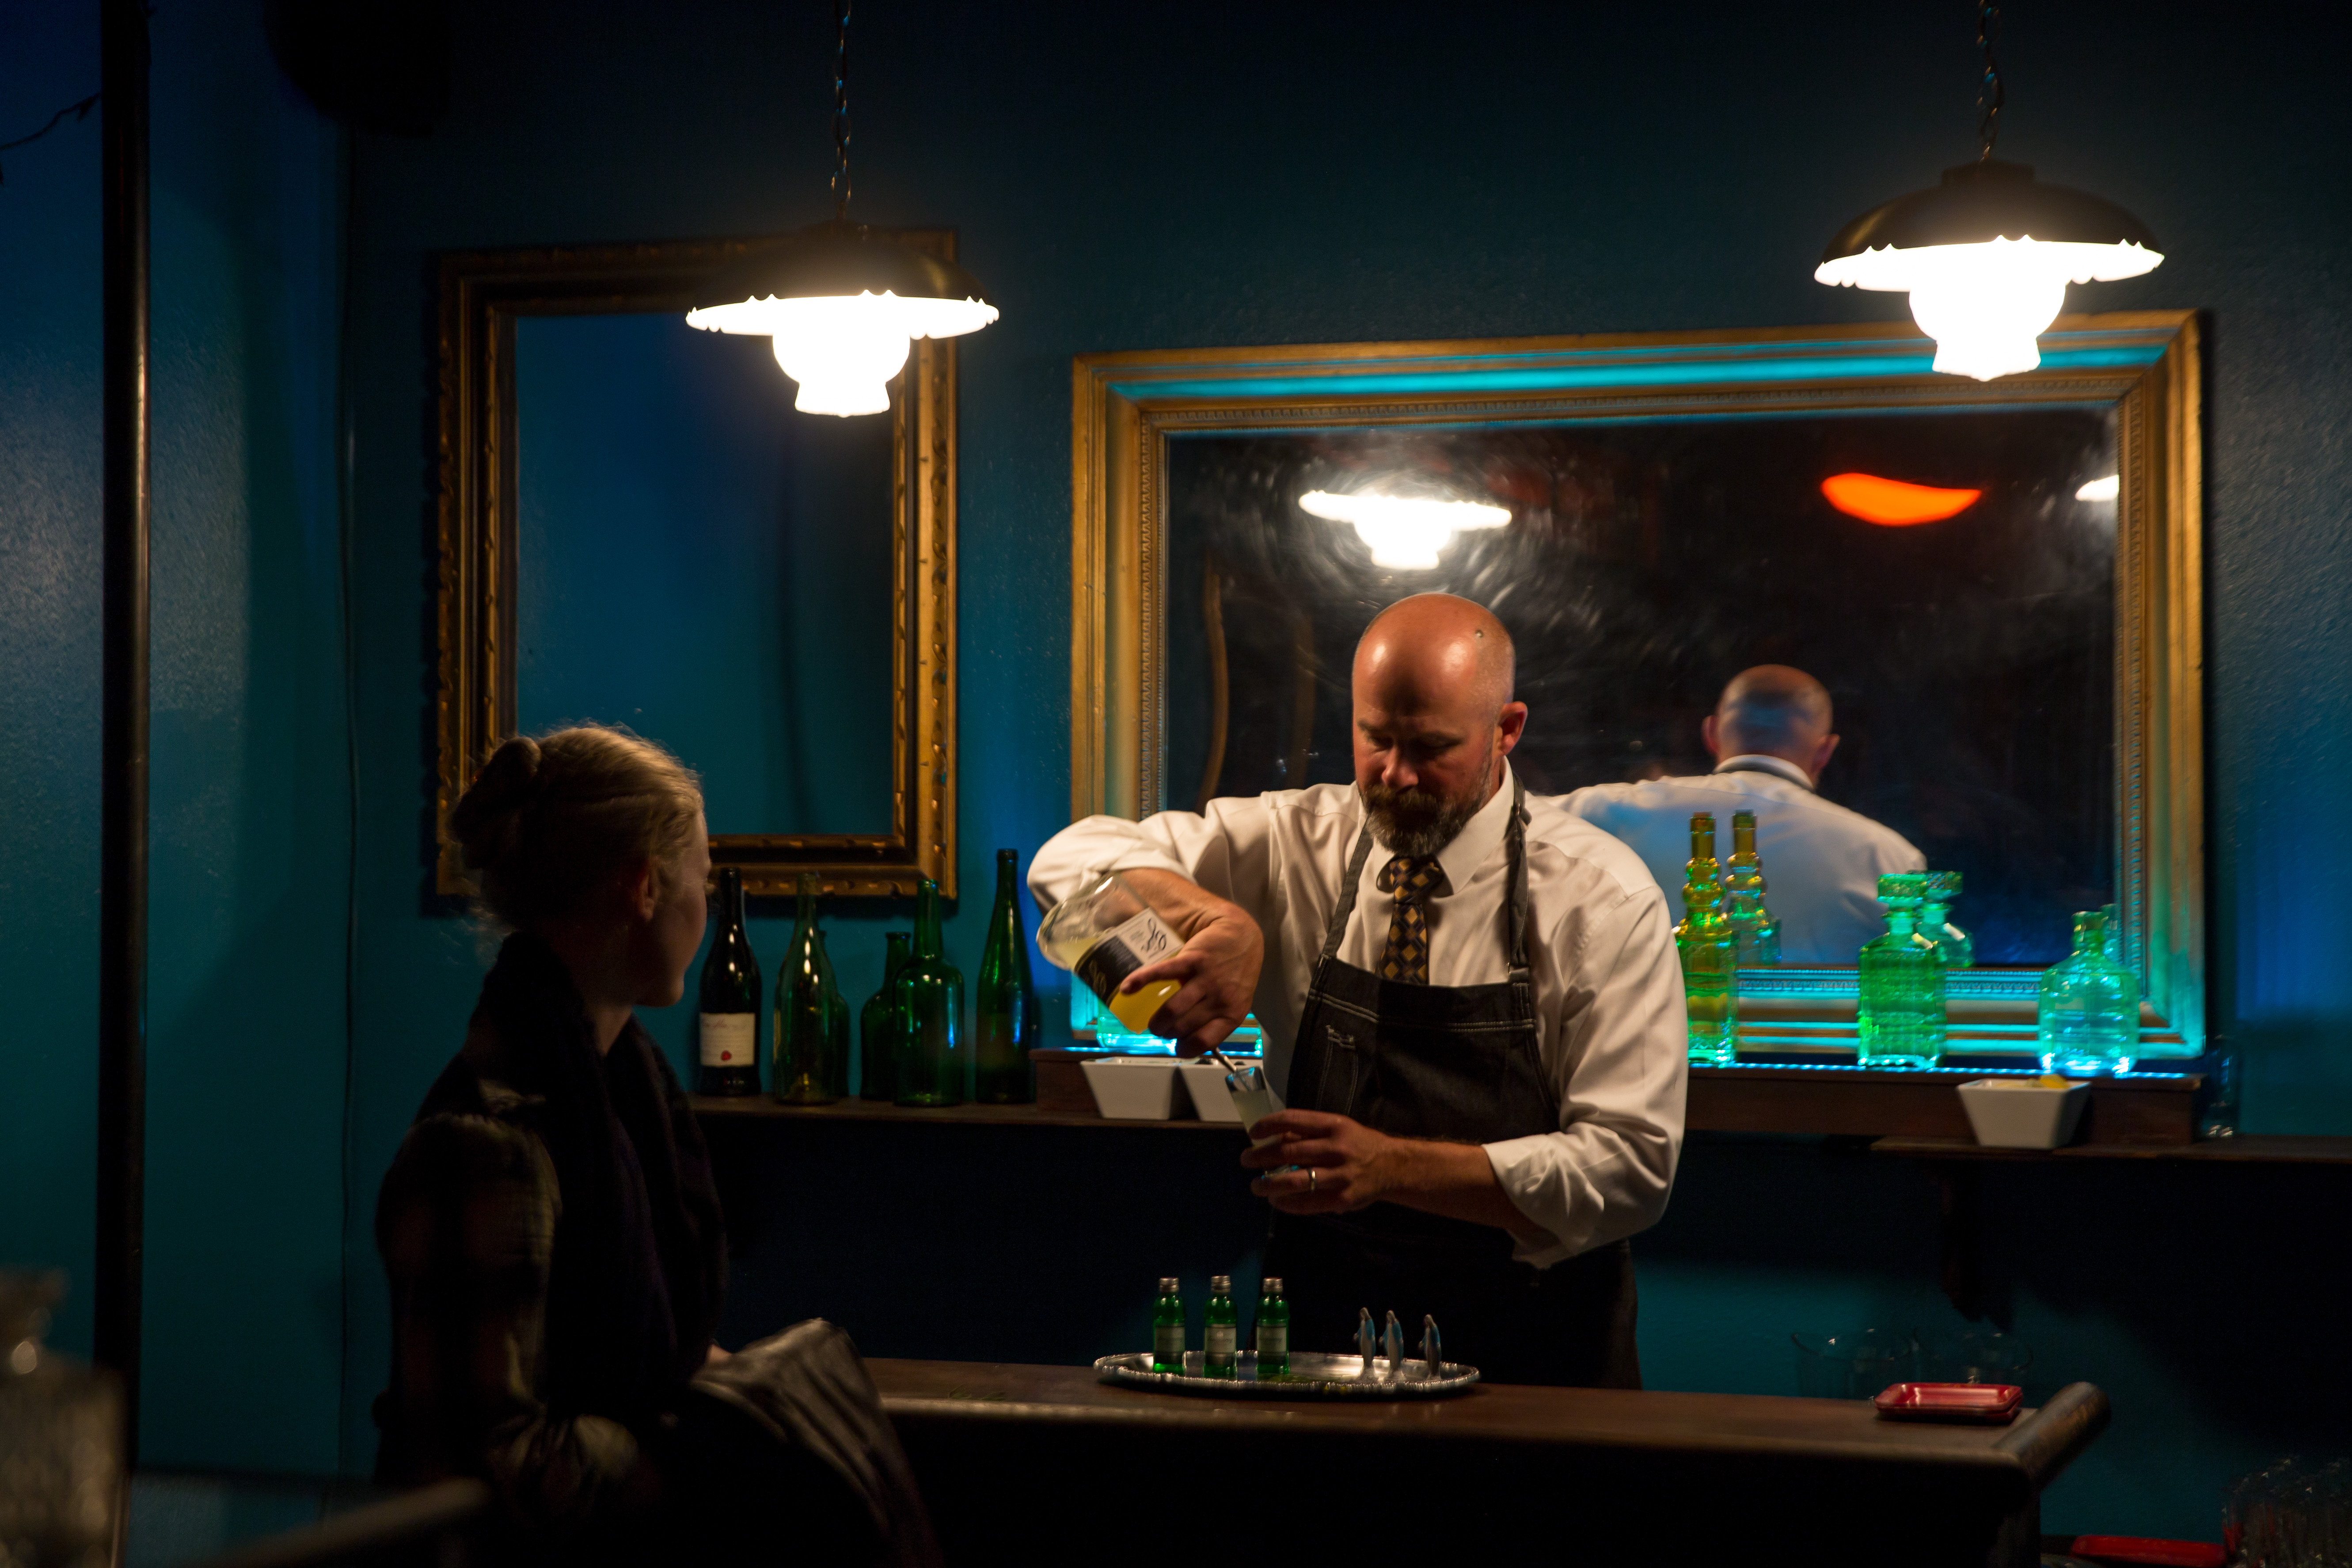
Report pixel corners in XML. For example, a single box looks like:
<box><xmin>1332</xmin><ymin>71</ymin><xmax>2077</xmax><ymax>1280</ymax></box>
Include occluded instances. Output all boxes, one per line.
<box><xmin>2</xmin><ymin>0</ymin><xmax>2348</xmax><ymax>1542</ymax></box>
<box><xmin>1167</xmin><ymin>409</ymin><xmax>2117</xmax><ymax>961</ymax></box>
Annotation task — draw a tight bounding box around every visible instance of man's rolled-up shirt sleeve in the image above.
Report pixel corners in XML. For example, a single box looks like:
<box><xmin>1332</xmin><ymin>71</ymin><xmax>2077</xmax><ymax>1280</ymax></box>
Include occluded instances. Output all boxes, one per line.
<box><xmin>1482</xmin><ymin>886</ymin><xmax>1688</xmax><ymax>1267</ymax></box>
<box><xmin>1027</xmin><ymin>799</ymin><xmax>1281</xmax><ymax>928</ymax></box>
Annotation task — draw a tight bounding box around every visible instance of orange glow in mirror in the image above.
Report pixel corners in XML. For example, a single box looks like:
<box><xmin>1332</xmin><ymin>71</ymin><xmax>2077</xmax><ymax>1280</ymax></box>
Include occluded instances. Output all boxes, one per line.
<box><xmin>1820</xmin><ymin>472</ymin><xmax>1983</xmax><ymax>527</ymax></box>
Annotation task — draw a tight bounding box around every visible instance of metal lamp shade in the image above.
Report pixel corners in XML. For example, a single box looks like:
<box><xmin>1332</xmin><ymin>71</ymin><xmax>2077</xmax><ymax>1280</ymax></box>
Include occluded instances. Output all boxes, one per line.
<box><xmin>1820</xmin><ymin>160</ymin><xmax>2160</xmax><ymax>264</ymax></box>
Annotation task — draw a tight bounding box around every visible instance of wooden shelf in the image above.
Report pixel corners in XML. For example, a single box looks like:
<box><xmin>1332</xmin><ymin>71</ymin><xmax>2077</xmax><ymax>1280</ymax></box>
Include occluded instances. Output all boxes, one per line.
<box><xmin>1870</xmin><ymin>1134</ymin><xmax>2352</xmax><ymax>1165</ymax></box>
<box><xmin>1687</xmin><ymin>1063</ymin><xmax>2207</xmax><ymax>1145</ymax></box>
<box><xmin>687</xmin><ymin>1095</ymin><xmax>1243</xmax><ymax>1132</ymax></box>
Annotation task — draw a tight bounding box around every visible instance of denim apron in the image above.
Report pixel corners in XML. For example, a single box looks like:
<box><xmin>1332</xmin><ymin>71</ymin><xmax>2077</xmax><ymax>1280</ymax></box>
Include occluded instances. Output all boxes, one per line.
<box><xmin>1264</xmin><ymin>774</ymin><xmax>1640</xmax><ymax>1388</ymax></box>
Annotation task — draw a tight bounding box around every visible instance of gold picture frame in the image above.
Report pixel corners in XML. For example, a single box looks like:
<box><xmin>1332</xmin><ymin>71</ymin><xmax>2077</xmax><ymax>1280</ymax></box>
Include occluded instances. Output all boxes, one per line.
<box><xmin>1070</xmin><ymin>312</ymin><xmax>2204</xmax><ymax>1050</ymax></box>
<box><xmin>435</xmin><ymin>232</ymin><xmax>958</xmax><ymax>898</ymax></box>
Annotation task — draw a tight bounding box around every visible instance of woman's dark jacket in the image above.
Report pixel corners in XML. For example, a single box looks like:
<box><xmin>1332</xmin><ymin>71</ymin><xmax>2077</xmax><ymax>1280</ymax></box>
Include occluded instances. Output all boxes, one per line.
<box><xmin>373</xmin><ymin>933</ymin><xmax>727</xmax><ymax>1536</ymax></box>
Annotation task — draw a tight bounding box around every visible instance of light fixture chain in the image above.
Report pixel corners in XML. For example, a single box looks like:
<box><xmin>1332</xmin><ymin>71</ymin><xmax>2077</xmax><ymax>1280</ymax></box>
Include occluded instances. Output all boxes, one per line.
<box><xmin>1976</xmin><ymin>1</ymin><xmax>2003</xmax><ymax>161</ymax></box>
<box><xmin>831</xmin><ymin>0</ymin><xmax>853</xmax><ymax>221</ymax></box>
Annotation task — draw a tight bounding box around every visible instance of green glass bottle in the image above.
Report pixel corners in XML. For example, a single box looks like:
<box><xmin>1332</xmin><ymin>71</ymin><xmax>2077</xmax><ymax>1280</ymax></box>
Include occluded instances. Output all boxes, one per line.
<box><xmin>2101</xmin><ymin>902</ymin><xmax>2123</xmax><ymax>965</ymax></box>
<box><xmin>1921</xmin><ymin>871</ymin><xmax>1972</xmax><ymax>968</ymax></box>
<box><xmin>892</xmin><ymin>877</ymin><xmax>965</xmax><ymax>1107</ymax></box>
<box><xmin>859</xmin><ymin>932</ymin><xmax>912</xmax><ymax>1102</ymax></box>
<box><xmin>975</xmin><ymin>849</ymin><xmax>1041</xmax><ymax>1104</ymax></box>
<box><xmin>772</xmin><ymin>873</ymin><xmax>847</xmax><ymax>1104</ymax></box>
<box><xmin>1673</xmin><ymin>814</ymin><xmax>1738</xmax><ymax>1065</ymax></box>
<box><xmin>1255</xmin><ymin>1276</ymin><xmax>1289</xmax><ymax>1379</ymax></box>
<box><xmin>1723</xmin><ymin>810</ymin><xmax>1782</xmax><ymax>966</ymax></box>
<box><xmin>1203</xmin><ymin>1274</ymin><xmax>1238</xmax><ymax>1378</ymax></box>
<box><xmin>1858</xmin><ymin>872</ymin><xmax>1945</xmax><ymax>1068</ymax></box>
<box><xmin>2038</xmin><ymin>909</ymin><xmax>2139</xmax><ymax>1075</ymax></box>
<box><xmin>1151</xmin><ymin>1277</ymin><xmax>1185</xmax><ymax>1374</ymax></box>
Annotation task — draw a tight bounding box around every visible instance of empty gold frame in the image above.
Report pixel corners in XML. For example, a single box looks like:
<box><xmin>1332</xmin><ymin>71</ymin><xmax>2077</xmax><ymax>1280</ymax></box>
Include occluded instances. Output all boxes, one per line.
<box><xmin>1071</xmin><ymin>313</ymin><xmax>2204</xmax><ymax>1052</ymax></box>
<box><xmin>436</xmin><ymin>232</ymin><xmax>958</xmax><ymax>898</ymax></box>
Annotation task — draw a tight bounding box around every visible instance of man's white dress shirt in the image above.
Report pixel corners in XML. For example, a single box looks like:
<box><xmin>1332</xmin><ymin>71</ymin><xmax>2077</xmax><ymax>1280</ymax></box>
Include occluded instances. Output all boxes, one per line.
<box><xmin>1558</xmin><ymin>756</ymin><xmax>1926</xmax><ymax>964</ymax></box>
<box><xmin>1028</xmin><ymin>765</ymin><xmax>1687</xmax><ymax>1269</ymax></box>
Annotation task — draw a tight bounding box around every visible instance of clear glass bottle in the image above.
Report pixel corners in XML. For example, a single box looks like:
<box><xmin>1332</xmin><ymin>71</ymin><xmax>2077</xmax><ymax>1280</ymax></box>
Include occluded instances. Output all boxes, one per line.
<box><xmin>1035</xmin><ymin>870</ymin><xmax>1182</xmax><ymax>1036</ymax></box>
<box><xmin>2038</xmin><ymin>909</ymin><xmax>2139</xmax><ymax>1075</ymax></box>
<box><xmin>975</xmin><ymin>849</ymin><xmax>1041</xmax><ymax>1104</ymax></box>
<box><xmin>893</xmin><ymin>877</ymin><xmax>966</xmax><ymax>1107</ymax></box>
<box><xmin>0</xmin><ymin>1273</ymin><xmax>121</xmax><ymax>1568</ymax></box>
<box><xmin>1152</xmin><ymin>1278</ymin><xmax>1185</xmax><ymax>1374</ymax></box>
<box><xmin>1203</xmin><ymin>1275</ymin><xmax>1238</xmax><ymax>1378</ymax></box>
<box><xmin>1673</xmin><ymin>814</ymin><xmax>1738</xmax><ymax>1065</ymax></box>
<box><xmin>772</xmin><ymin>873</ymin><xmax>846</xmax><ymax>1105</ymax></box>
<box><xmin>1921</xmin><ymin>871</ymin><xmax>1972</xmax><ymax>969</ymax></box>
<box><xmin>1255</xmin><ymin>1277</ymin><xmax>1289</xmax><ymax>1379</ymax></box>
<box><xmin>1723</xmin><ymin>810</ymin><xmax>1781</xmax><ymax>966</ymax></box>
<box><xmin>859</xmin><ymin>932</ymin><xmax>912</xmax><ymax>1102</ymax></box>
<box><xmin>1858</xmin><ymin>872</ymin><xmax>1946</xmax><ymax>1067</ymax></box>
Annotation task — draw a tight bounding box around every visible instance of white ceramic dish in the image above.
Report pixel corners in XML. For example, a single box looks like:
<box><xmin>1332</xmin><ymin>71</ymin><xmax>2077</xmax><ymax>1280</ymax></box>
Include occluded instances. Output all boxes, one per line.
<box><xmin>1079</xmin><ymin>1055</ymin><xmax>1184</xmax><ymax>1120</ymax></box>
<box><xmin>1956</xmin><ymin>1077</ymin><xmax>2092</xmax><ymax>1149</ymax></box>
<box><xmin>1174</xmin><ymin>1061</ymin><xmax>1245</xmax><ymax>1122</ymax></box>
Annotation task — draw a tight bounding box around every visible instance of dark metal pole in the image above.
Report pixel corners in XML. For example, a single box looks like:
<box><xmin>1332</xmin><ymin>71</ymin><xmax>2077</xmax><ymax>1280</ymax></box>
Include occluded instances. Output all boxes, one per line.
<box><xmin>97</xmin><ymin>0</ymin><xmax>150</xmax><ymax>1463</ymax></box>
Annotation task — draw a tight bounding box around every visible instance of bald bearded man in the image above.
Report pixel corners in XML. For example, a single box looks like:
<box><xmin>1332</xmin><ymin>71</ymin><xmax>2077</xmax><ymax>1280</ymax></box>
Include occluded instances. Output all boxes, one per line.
<box><xmin>1029</xmin><ymin>593</ymin><xmax>1685</xmax><ymax>1387</ymax></box>
<box><xmin>1561</xmin><ymin>666</ymin><xmax>1925</xmax><ymax>963</ymax></box>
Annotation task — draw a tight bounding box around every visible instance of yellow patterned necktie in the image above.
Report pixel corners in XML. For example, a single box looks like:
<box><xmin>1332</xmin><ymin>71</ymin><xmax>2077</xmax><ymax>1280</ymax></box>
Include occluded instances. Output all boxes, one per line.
<box><xmin>1376</xmin><ymin>854</ymin><xmax>1448</xmax><ymax>984</ymax></box>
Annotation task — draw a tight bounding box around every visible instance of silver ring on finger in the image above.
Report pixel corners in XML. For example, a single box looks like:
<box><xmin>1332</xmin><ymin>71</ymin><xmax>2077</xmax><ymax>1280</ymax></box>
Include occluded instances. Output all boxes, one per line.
<box><xmin>1307</xmin><ymin>1168</ymin><xmax>1318</xmax><ymax>1194</ymax></box>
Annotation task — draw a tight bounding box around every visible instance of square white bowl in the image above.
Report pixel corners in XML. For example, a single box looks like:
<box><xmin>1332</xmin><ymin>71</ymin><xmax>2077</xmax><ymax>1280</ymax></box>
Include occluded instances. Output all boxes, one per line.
<box><xmin>1956</xmin><ymin>1078</ymin><xmax>2092</xmax><ymax>1149</ymax></box>
<box><xmin>1079</xmin><ymin>1055</ymin><xmax>1184</xmax><ymax>1120</ymax></box>
<box><xmin>1175</xmin><ymin>1060</ymin><xmax>1245</xmax><ymax>1122</ymax></box>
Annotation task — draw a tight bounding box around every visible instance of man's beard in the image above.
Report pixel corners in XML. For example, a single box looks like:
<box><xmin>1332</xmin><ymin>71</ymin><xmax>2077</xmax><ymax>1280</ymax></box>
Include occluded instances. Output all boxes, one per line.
<box><xmin>1362</xmin><ymin>778</ymin><xmax>1484</xmax><ymax>860</ymax></box>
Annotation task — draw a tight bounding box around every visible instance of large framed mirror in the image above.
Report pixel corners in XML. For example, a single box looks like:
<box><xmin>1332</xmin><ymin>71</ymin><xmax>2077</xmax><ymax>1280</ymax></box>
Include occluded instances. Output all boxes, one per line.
<box><xmin>1072</xmin><ymin>314</ymin><xmax>2202</xmax><ymax>1054</ymax></box>
<box><xmin>437</xmin><ymin>232</ymin><xmax>958</xmax><ymax>897</ymax></box>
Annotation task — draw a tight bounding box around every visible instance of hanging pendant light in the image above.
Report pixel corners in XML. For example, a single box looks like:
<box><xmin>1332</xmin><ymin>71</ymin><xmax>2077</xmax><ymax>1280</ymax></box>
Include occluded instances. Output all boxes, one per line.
<box><xmin>1814</xmin><ymin>4</ymin><xmax>2161</xmax><ymax>380</ymax></box>
<box><xmin>687</xmin><ymin>0</ymin><xmax>998</xmax><ymax>416</ymax></box>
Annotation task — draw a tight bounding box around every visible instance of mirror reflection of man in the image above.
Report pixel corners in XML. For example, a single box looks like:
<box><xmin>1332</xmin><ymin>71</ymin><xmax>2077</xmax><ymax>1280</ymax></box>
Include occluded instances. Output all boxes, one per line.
<box><xmin>1560</xmin><ymin>665</ymin><xmax>1924</xmax><ymax>963</ymax></box>
<box><xmin>1028</xmin><ymin>594</ymin><xmax>1686</xmax><ymax>1388</ymax></box>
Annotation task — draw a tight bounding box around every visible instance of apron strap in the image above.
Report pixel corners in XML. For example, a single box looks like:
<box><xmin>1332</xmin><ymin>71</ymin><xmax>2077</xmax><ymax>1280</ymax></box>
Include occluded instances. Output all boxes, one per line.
<box><xmin>1504</xmin><ymin>771</ymin><xmax>1534</xmax><ymax>1020</ymax></box>
<box><xmin>1321</xmin><ymin>814</ymin><xmax>1378</xmax><ymax>965</ymax></box>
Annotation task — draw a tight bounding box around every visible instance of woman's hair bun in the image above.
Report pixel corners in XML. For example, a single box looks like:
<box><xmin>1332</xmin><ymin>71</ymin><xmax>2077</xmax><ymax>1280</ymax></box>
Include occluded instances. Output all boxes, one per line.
<box><xmin>451</xmin><ymin>735</ymin><xmax>545</xmax><ymax>871</ymax></box>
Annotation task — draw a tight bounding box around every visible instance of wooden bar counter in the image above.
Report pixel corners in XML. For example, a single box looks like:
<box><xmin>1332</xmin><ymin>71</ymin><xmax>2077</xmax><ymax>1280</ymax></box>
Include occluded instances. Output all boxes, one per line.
<box><xmin>869</xmin><ymin>1359</ymin><xmax>2105</xmax><ymax>1566</ymax></box>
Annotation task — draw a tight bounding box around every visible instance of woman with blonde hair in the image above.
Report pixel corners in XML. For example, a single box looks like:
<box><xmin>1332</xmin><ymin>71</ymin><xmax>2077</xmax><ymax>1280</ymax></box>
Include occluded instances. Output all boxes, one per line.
<box><xmin>373</xmin><ymin>726</ymin><xmax>932</xmax><ymax>1565</ymax></box>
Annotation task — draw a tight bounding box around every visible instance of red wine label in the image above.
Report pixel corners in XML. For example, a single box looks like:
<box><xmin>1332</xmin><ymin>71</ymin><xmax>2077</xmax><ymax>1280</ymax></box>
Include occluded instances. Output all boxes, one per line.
<box><xmin>699</xmin><ymin>1013</ymin><xmax>756</xmax><ymax>1067</ymax></box>
<box><xmin>1074</xmin><ymin>908</ymin><xmax>1178</xmax><ymax>1004</ymax></box>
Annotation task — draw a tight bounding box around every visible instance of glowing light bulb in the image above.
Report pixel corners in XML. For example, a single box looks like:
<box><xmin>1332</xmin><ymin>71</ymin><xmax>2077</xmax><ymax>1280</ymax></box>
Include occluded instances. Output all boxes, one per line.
<box><xmin>1298</xmin><ymin>490</ymin><xmax>1511</xmax><ymax>569</ymax></box>
<box><xmin>1816</xmin><ymin>236</ymin><xmax>2162</xmax><ymax>382</ymax></box>
<box><xmin>687</xmin><ymin>289</ymin><xmax>999</xmax><ymax>418</ymax></box>
<box><xmin>2075</xmin><ymin>475</ymin><xmax>2120</xmax><ymax>501</ymax></box>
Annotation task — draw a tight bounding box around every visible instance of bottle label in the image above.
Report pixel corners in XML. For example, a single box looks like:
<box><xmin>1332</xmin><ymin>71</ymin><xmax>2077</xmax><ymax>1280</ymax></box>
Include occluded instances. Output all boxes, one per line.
<box><xmin>1205</xmin><ymin>1323</ymin><xmax>1237</xmax><ymax>1363</ymax></box>
<box><xmin>1153</xmin><ymin>1323</ymin><xmax>1185</xmax><ymax>1364</ymax></box>
<box><xmin>1256</xmin><ymin>1323</ymin><xmax>1286</xmax><ymax>1359</ymax></box>
<box><xmin>1075</xmin><ymin>907</ymin><xmax>1180</xmax><ymax>1005</ymax></box>
<box><xmin>700</xmin><ymin>1013</ymin><xmax>756</xmax><ymax>1067</ymax></box>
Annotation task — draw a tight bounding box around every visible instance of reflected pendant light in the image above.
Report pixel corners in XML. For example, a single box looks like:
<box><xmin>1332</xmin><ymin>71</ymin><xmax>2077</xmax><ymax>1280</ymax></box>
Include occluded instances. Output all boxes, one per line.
<box><xmin>686</xmin><ymin>0</ymin><xmax>998</xmax><ymax>415</ymax></box>
<box><xmin>1814</xmin><ymin>4</ymin><xmax>2161</xmax><ymax>381</ymax></box>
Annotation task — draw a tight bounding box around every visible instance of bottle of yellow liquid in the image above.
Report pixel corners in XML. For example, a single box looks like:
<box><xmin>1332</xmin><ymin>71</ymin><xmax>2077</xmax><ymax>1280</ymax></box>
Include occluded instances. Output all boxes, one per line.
<box><xmin>1036</xmin><ymin>870</ymin><xmax>1184</xmax><ymax>1036</ymax></box>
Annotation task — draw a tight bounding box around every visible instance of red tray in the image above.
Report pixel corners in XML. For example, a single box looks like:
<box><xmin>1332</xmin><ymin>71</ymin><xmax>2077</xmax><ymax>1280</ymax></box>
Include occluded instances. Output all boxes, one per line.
<box><xmin>1872</xmin><ymin>1382</ymin><xmax>2022</xmax><ymax>1423</ymax></box>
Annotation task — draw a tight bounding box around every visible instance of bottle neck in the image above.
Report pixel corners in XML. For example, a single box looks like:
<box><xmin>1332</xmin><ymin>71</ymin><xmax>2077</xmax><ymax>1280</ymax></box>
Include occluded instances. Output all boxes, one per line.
<box><xmin>995</xmin><ymin>852</ymin><xmax>1018</xmax><ymax>898</ymax></box>
<box><xmin>915</xmin><ymin>881</ymin><xmax>943</xmax><ymax>958</ymax></box>
<box><xmin>718</xmin><ymin>869</ymin><xmax>746</xmax><ymax>928</ymax></box>
<box><xmin>885</xmin><ymin>934</ymin><xmax>912</xmax><ymax>976</ymax></box>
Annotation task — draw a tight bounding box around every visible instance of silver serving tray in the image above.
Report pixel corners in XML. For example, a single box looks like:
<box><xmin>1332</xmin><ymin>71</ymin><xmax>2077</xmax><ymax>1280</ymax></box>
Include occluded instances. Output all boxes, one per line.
<box><xmin>1094</xmin><ymin>1350</ymin><xmax>1481</xmax><ymax>1400</ymax></box>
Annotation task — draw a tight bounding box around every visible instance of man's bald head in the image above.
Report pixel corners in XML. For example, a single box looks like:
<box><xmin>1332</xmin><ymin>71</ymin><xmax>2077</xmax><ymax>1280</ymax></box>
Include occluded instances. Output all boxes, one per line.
<box><xmin>1353</xmin><ymin>593</ymin><xmax>1516</xmax><ymax>718</ymax></box>
<box><xmin>1349</xmin><ymin>595</ymin><xmax>1527</xmax><ymax>856</ymax></box>
<box><xmin>1705</xmin><ymin>664</ymin><xmax>1839</xmax><ymax>782</ymax></box>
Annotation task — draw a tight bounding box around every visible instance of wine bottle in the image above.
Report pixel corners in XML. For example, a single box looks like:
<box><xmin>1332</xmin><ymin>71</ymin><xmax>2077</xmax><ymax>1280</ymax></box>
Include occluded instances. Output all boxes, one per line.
<box><xmin>1672</xmin><ymin>814</ymin><xmax>1738</xmax><ymax>1065</ymax></box>
<box><xmin>696</xmin><ymin>866</ymin><xmax>762</xmax><ymax>1096</ymax></box>
<box><xmin>892</xmin><ymin>877</ymin><xmax>965</xmax><ymax>1107</ymax></box>
<box><xmin>772</xmin><ymin>873</ymin><xmax>846</xmax><ymax>1105</ymax></box>
<box><xmin>859</xmin><ymin>932</ymin><xmax>912</xmax><ymax>1101</ymax></box>
<box><xmin>818</xmin><ymin>928</ymin><xmax>851</xmax><ymax>1100</ymax></box>
<box><xmin>975</xmin><ymin>849</ymin><xmax>1041</xmax><ymax>1104</ymax></box>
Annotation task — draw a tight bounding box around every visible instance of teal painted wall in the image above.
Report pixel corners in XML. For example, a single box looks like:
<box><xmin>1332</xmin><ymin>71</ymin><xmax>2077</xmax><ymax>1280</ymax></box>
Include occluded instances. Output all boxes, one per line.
<box><xmin>5</xmin><ymin>0</ymin><xmax>2349</xmax><ymax>1541</ymax></box>
<box><xmin>0</xmin><ymin>0</ymin><xmax>349</xmax><ymax>1473</ymax></box>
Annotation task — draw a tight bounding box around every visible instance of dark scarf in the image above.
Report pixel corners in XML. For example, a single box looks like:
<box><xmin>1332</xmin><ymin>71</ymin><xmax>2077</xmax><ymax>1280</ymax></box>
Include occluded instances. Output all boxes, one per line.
<box><xmin>432</xmin><ymin>932</ymin><xmax>727</xmax><ymax>1422</ymax></box>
